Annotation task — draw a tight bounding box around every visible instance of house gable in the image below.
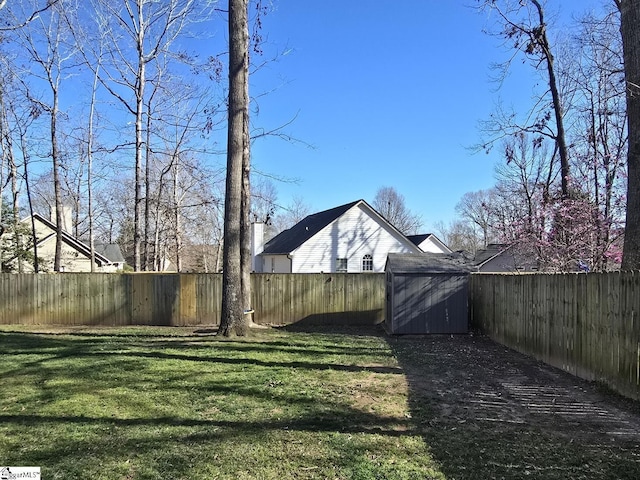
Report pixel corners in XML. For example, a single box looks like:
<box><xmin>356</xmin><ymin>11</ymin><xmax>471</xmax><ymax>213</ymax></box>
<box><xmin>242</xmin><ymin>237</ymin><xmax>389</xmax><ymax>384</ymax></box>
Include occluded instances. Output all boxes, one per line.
<box><xmin>407</xmin><ymin>233</ymin><xmax>452</xmax><ymax>254</ymax></box>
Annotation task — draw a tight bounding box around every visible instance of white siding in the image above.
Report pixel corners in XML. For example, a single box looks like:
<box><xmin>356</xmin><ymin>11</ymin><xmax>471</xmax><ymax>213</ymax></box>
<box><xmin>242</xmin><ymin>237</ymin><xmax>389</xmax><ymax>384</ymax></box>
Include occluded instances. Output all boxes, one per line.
<box><xmin>251</xmin><ymin>222</ymin><xmax>265</xmax><ymax>271</ymax></box>
<box><xmin>417</xmin><ymin>237</ymin><xmax>450</xmax><ymax>254</ymax></box>
<box><xmin>291</xmin><ymin>203</ymin><xmax>419</xmax><ymax>273</ymax></box>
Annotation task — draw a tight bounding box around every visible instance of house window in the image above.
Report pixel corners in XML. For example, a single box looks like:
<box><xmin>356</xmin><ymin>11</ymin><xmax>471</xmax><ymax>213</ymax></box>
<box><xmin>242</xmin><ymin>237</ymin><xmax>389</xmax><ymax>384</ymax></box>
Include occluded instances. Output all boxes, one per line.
<box><xmin>362</xmin><ymin>254</ymin><xmax>373</xmax><ymax>272</ymax></box>
<box><xmin>336</xmin><ymin>258</ymin><xmax>348</xmax><ymax>272</ymax></box>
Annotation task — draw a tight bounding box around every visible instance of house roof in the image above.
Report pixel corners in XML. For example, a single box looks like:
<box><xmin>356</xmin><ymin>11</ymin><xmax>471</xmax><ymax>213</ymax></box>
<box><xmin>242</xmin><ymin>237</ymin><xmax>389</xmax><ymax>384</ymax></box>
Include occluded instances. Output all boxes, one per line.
<box><xmin>407</xmin><ymin>233</ymin><xmax>431</xmax><ymax>246</ymax></box>
<box><xmin>262</xmin><ymin>199</ymin><xmax>423</xmax><ymax>255</ymax></box>
<box><xmin>473</xmin><ymin>243</ymin><xmax>511</xmax><ymax>267</ymax></box>
<box><xmin>407</xmin><ymin>234</ymin><xmax>431</xmax><ymax>246</ymax></box>
<box><xmin>95</xmin><ymin>243</ymin><xmax>126</xmax><ymax>263</ymax></box>
<box><xmin>386</xmin><ymin>252</ymin><xmax>474</xmax><ymax>274</ymax></box>
<box><xmin>261</xmin><ymin>200</ymin><xmax>362</xmax><ymax>254</ymax></box>
<box><xmin>30</xmin><ymin>213</ymin><xmax>115</xmax><ymax>266</ymax></box>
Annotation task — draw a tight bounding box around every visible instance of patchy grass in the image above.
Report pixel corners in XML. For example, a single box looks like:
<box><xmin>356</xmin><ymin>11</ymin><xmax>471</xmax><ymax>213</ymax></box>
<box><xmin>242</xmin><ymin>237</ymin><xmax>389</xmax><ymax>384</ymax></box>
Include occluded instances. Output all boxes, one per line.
<box><xmin>0</xmin><ymin>325</ymin><xmax>442</xmax><ymax>480</ymax></box>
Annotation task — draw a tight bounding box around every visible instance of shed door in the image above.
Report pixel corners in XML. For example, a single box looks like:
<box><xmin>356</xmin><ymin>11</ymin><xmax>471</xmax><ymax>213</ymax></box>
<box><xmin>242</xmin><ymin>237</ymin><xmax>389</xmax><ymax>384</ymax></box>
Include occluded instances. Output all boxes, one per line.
<box><xmin>394</xmin><ymin>274</ymin><xmax>468</xmax><ymax>334</ymax></box>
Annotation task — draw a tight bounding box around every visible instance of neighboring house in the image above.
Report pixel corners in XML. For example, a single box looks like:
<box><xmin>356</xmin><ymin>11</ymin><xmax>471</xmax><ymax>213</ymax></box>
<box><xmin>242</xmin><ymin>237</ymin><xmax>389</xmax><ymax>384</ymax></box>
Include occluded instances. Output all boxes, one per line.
<box><xmin>94</xmin><ymin>243</ymin><xmax>126</xmax><ymax>271</ymax></box>
<box><xmin>473</xmin><ymin>243</ymin><xmax>538</xmax><ymax>272</ymax></box>
<box><xmin>407</xmin><ymin>233</ymin><xmax>452</xmax><ymax>254</ymax></box>
<box><xmin>252</xmin><ymin>199</ymin><xmax>449</xmax><ymax>273</ymax></box>
<box><xmin>2</xmin><ymin>213</ymin><xmax>125</xmax><ymax>272</ymax></box>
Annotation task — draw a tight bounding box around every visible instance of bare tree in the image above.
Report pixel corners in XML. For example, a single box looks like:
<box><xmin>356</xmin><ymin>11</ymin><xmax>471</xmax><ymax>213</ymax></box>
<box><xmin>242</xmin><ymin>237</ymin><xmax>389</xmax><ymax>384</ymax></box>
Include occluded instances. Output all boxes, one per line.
<box><xmin>271</xmin><ymin>195</ymin><xmax>311</xmax><ymax>236</ymax></box>
<box><xmin>3</xmin><ymin>86</ymin><xmax>41</xmax><ymax>271</ymax></box>
<box><xmin>0</xmin><ymin>88</ymin><xmax>24</xmax><ymax>272</ymax></box>
<box><xmin>478</xmin><ymin>0</ymin><xmax>571</xmax><ymax>198</ymax></box>
<box><xmin>85</xmin><ymin>48</ymin><xmax>102</xmax><ymax>271</ymax></box>
<box><xmin>9</xmin><ymin>0</ymin><xmax>77</xmax><ymax>271</ymax></box>
<box><xmin>570</xmin><ymin>8</ymin><xmax>627</xmax><ymax>270</ymax></box>
<box><xmin>372</xmin><ymin>186</ymin><xmax>423</xmax><ymax>235</ymax></box>
<box><xmin>434</xmin><ymin>220</ymin><xmax>485</xmax><ymax>254</ymax></box>
<box><xmin>0</xmin><ymin>0</ymin><xmax>60</xmax><ymax>31</ymax></box>
<box><xmin>87</xmin><ymin>0</ymin><xmax>213</xmax><ymax>271</ymax></box>
<box><xmin>455</xmin><ymin>189</ymin><xmax>499</xmax><ymax>250</ymax></box>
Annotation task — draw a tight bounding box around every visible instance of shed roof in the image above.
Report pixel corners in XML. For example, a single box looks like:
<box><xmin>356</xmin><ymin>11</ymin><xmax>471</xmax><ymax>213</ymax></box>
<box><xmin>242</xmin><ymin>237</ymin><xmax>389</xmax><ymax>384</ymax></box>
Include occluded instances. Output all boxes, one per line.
<box><xmin>385</xmin><ymin>252</ymin><xmax>474</xmax><ymax>274</ymax></box>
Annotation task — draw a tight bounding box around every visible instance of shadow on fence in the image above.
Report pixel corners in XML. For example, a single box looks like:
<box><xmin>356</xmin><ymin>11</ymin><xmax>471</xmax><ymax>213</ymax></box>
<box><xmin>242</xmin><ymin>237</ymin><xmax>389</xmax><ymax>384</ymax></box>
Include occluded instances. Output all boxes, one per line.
<box><xmin>0</xmin><ymin>273</ymin><xmax>385</xmax><ymax>328</ymax></box>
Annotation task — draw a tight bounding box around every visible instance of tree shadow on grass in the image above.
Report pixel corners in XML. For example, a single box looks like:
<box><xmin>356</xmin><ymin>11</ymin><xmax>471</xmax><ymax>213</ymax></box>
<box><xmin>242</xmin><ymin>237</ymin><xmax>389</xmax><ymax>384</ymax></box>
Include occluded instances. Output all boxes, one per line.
<box><xmin>1</xmin><ymin>330</ymin><xmax>402</xmax><ymax>376</ymax></box>
<box><xmin>0</xmin><ymin>408</ymin><xmax>415</xmax><ymax>479</ymax></box>
<box><xmin>387</xmin><ymin>334</ymin><xmax>640</xmax><ymax>480</ymax></box>
<box><xmin>10</xmin><ymin>327</ymin><xmax>640</xmax><ymax>478</ymax></box>
<box><xmin>0</xmin><ymin>328</ymin><xmax>425</xmax><ymax>479</ymax></box>
<box><xmin>2</xmin><ymin>327</ymin><xmax>394</xmax><ymax>362</ymax></box>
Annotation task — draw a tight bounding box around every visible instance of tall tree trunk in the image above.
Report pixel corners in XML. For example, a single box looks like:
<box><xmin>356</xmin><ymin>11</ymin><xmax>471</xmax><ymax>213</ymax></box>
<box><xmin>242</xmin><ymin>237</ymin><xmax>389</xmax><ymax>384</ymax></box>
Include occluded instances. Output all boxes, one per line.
<box><xmin>173</xmin><ymin>159</ymin><xmax>183</xmax><ymax>272</ymax></box>
<box><xmin>9</xmin><ymin>149</ymin><xmax>22</xmax><ymax>273</ymax></box>
<box><xmin>87</xmin><ymin>63</ymin><xmax>100</xmax><ymax>272</ymax></box>
<box><xmin>238</xmin><ymin>16</ymin><xmax>253</xmax><ymax>334</ymax></box>
<box><xmin>219</xmin><ymin>0</ymin><xmax>249</xmax><ymax>336</ymax></box>
<box><xmin>51</xmin><ymin>86</ymin><xmax>63</xmax><ymax>272</ymax></box>
<box><xmin>152</xmin><ymin>188</ymin><xmax>163</xmax><ymax>271</ymax></box>
<box><xmin>133</xmin><ymin>2</ymin><xmax>146</xmax><ymax>272</ymax></box>
<box><xmin>17</xmin><ymin>122</ymin><xmax>38</xmax><ymax>272</ymax></box>
<box><xmin>143</xmin><ymin>103</ymin><xmax>153</xmax><ymax>271</ymax></box>
<box><xmin>618</xmin><ymin>0</ymin><xmax>640</xmax><ymax>269</ymax></box>
<box><xmin>0</xmin><ymin>88</ymin><xmax>6</xmax><ymax>246</ymax></box>
<box><xmin>215</xmin><ymin>242</ymin><xmax>222</xmax><ymax>273</ymax></box>
<box><xmin>238</xmin><ymin>120</ymin><xmax>251</xmax><ymax>334</ymax></box>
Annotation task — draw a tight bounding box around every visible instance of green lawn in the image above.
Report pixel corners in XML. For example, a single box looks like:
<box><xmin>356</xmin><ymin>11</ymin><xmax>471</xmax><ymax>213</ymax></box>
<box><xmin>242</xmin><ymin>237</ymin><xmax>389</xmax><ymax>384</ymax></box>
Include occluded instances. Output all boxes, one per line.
<box><xmin>2</xmin><ymin>325</ymin><xmax>639</xmax><ymax>480</ymax></box>
<box><xmin>0</xmin><ymin>326</ymin><xmax>442</xmax><ymax>480</ymax></box>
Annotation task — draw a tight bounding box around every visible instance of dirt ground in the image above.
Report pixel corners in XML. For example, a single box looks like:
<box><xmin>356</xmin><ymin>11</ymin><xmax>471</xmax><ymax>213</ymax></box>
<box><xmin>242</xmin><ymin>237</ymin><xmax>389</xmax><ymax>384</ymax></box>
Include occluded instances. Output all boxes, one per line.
<box><xmin>387</xmin><ymin>333</ymin><xmax>640</xmax><ymax>479</ymax></box>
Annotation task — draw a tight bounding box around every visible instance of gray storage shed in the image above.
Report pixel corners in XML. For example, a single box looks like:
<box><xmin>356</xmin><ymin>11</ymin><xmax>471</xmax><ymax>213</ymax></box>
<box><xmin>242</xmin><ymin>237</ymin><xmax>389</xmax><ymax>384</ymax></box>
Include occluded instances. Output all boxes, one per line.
<box><xmin>385</xmin><ymin>253</ymin><xmax>473</xmax><ymax>334</ymax></box>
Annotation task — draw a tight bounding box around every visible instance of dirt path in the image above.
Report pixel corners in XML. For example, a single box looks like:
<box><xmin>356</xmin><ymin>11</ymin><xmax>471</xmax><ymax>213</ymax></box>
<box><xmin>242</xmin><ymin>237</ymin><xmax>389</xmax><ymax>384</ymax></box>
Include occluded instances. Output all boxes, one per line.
<box><xmin>387</xmin><ymin>334</ymin><xmax>640</xmax><ymax>480</ymax></box>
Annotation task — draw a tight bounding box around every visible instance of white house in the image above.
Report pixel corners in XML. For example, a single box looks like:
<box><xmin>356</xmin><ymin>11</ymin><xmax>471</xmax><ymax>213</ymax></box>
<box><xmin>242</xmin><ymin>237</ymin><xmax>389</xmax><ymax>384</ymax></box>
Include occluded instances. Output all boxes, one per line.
<box><xmin>252</xmin><ymin>199</ymin><xmax>450</xmax><ymax>273</ymax></box>
<box><xmin>407</xmin><ymin>233</ymin><xmax>452</xmax><ymax>254</ymax></box>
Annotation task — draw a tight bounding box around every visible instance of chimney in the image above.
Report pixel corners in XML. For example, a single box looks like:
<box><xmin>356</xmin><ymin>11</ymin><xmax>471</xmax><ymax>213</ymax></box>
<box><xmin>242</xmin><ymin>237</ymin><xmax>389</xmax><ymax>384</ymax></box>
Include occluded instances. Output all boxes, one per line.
<box><xmin>251</xmin><ymin>222</ymin><xmax>265</xmax><ymax>272</ymax></box>
<box><xmin>50</xmin><ymin>205</ymin><xmax>73</xmax><ymax>233</ymax></box>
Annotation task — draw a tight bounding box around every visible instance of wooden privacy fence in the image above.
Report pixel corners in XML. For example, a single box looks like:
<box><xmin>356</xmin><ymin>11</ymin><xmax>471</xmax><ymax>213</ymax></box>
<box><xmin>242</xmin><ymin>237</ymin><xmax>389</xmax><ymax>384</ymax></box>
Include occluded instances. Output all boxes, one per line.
<box><xmin>470</xmin><ymin>272</ymin><xmax>640</xmax><ymax>401</ymax></box>
<box><xmin>0</xmin><ymin>273</ymin><xmax>385</xmax><ymax>327</ymax></box>
<box><xmin>3</xmin><ymin>270</ymin><xmax>639</xmax><ymax>399</ymax></box>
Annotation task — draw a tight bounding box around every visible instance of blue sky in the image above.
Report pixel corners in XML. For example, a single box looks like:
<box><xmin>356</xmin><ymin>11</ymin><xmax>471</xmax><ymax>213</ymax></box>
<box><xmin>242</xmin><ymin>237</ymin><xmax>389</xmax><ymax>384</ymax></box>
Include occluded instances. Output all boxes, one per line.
<box><xmin>246</xmin><ymin>0</ymin><xmax>605</xmax><ymax>232</ymax></box>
